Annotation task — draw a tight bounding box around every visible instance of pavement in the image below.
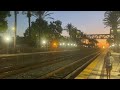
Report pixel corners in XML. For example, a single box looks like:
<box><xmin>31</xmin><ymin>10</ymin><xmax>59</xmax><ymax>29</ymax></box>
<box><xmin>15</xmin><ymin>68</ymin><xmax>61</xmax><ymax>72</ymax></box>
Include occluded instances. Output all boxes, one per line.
<box><xmin>75</xmin><ymin>49</ymin><xmax>120</xmax><ymax>79</ymax></box>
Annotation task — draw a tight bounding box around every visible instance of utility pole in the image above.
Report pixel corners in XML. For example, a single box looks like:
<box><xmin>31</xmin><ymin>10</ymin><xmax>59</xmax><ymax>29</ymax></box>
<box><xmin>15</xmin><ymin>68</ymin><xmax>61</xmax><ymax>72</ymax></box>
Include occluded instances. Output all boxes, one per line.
<box><xmin>14</xmin><ymin>11</ymin><xmax>17</xmax><ymax>50</ymax></box>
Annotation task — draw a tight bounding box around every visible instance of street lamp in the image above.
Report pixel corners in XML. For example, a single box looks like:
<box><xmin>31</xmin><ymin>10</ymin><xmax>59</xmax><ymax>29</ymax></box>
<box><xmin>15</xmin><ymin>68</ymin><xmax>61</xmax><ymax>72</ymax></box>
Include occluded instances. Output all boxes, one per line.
<box><xmin>6</xmin><ymin>37</ymin><xmax>10</xmax><ymax>42</ymax></box>
<box><xmin>42</xmin><ymin>40</ymin><xmax>46</xmax><ymax>44</ymax></box>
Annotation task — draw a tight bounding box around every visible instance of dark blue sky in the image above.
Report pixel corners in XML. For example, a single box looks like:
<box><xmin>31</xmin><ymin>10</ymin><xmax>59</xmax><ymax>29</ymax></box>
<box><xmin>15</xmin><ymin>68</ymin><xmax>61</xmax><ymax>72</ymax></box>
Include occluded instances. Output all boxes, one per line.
<box><xmin>7</xmin><ymin>11</ymin><xmax>110</xmax><ymax>37</ymax></box>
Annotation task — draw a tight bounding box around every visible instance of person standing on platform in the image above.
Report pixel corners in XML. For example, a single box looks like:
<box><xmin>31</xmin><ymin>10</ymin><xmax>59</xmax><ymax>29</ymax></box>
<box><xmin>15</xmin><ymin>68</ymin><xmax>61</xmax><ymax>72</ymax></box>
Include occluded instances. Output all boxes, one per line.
<box><xmin>104</xmin><ymin>51</ymin><xmax>114</xmax><ymax>79</ymax></box>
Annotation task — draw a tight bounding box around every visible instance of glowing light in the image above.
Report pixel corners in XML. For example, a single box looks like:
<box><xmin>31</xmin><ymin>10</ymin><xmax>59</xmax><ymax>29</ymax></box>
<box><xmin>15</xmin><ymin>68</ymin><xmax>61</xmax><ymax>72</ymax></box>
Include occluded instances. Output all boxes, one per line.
<box><xmin>4</xmin><ymin>36</ymin><xmax>11</xmax><ymax>42</ymax></box>
<box><xmin>53</xmin><ymin>43</ymin><xmax>57</xmax><ymax>46</ymax></box>
<box><xmin>42</xmin><ymin>40</ymin><xmax>46</xmax><ymax>44</ymax></box>
<box><xmin>103</xmin><ymin>46</ymin><xmax>105</xmax><ymax>49</ymax></box>
<box><xmin>12</xmin><ymin>27</ymin><xmax>15</xmax><ymax>31</ymax></box>
<box><xmin>68</xmin><ymin>43</ymin><xmax>70</xmax><ymax>46</ymax></box>
<box><xmin>63</xmin><ymin>43</ymin><xmax>65</xmax><ymax>45</ymax></box>
<box><xmin>112</xmin><ymin>44</ymin><xmax>115</xmax><ymax>47</ymax></box>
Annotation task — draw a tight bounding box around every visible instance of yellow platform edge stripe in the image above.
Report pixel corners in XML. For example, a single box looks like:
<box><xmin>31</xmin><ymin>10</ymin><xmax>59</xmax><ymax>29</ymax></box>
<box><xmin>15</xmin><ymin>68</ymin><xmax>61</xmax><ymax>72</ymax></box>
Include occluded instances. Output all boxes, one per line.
<box><xmin>75</xmin><ymin>51</ymin><xmax>105</xmax><ymax>79</ymax></box>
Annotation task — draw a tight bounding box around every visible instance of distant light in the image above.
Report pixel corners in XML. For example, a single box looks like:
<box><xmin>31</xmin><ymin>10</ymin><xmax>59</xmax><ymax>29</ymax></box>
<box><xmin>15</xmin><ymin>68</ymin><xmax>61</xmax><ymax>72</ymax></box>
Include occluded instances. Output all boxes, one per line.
<box><xmin>53</xmin><ymin>43</ymin><xmax>57</xmax><ymax>46</ymax></box>
<box><xmin>63</xmin><ymin>43</ymin><xmax>65</xmax><ymax>45</ymax></box>
<box><xmin>12</xmin><ymin>27</ymin><xmax>15</xmax><ymax>31</ymax></box>
<box><xmin>103</xmin><ymin>46</ymin><xmax>105</xmax><ymax>49</ymax></box>
<box><xmin>42</xmin><ymin>40</ymin><xmax>46</xmax><ymax>44</ymax></box>
<box><xmin>60</xmin><ymin>43</ymin><xmax>62</xmax><ymax>46</ymax></box>
<box><xmin>112</xmin><ymin>44</ymin><xmax>115</xmax><ymax>47</ymax></box>
<box><xmin>6</xmin><ymin>37</ymin><xmax>10</xmax><ymax>41</ymax></box>
<box><xmin>4</xmin><ymin>36</ymin><xmax>11</xmax><ymax>42</ymax></box>
<box><xmin>68</xmin><ymin>43</ymin><xmax>70</xmax><ymax>46</ymax></box>
<box><xmin>71</xmin><ymin>44</ymin><xmax>73</xmax><ymax>46</ymax></box>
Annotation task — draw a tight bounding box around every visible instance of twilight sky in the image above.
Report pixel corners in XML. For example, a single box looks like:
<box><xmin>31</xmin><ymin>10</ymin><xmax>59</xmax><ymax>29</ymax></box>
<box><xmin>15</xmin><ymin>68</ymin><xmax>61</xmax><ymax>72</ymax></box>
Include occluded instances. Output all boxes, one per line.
<box><xmin>7</xmin><ymin>11</ymin><xmax>110</xmax><ymax>47</ymax></box>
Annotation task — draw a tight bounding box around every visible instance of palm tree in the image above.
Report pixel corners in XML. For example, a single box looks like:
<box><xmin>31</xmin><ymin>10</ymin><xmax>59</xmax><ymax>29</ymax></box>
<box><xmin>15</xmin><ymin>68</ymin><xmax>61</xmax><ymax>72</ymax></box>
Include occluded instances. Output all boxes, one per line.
<box><xmin>66</xmin><ymin>23</ymin><xmax>74</xmax><ymax>39</ymax></box>
<box><xmin>103</xmin><ymin>11</ymin><xmax>120</xmax><ymax>43</ymax></box>
<box><xmin>103</xmin><ymin>11</ymin><xmax>120</xmax><ymax>52</ymax></box>
<box><xmin>32</xmin><ymin>11</ymin><xmax>53</xmax><ymax>47</ymax></box>
<box><xmin>107</xmin><ymin>37</ymin><xmax>114</xmax><ymax>45</ymax></box>
<box><xmin>33</xmin><ymin>11</ymin><xmax>53</xmax><ymax>20</ymax></box>
<box><xmin>22</xmin><ymin>11</ymin><xmax>33</xmax><ymax>37</ymax></box>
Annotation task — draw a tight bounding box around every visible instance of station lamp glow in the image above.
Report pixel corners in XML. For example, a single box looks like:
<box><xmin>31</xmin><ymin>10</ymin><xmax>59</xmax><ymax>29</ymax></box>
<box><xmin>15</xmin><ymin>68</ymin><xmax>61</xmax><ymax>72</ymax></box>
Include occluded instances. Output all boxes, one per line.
<box><xmin>112</xmin><ymin>44</ymin><xmax>115</xmax><ymax>47</ymax></box>
<box><xmin>53</xmin><ymin>42</ymin><xmax>56</xmax><ymax>45</ymax></box>
<box><xmin>4</xmin><ymin>36</ymin><xmax>11</xmax><ymax>43</ymax></box>
<box><xmin>6</xmin><ymin>37</ymin><xmax>10</xmax><ymax>41</ymax></box>
<box><xmin>60</xmin><ymin>43</ymin><xmax>62</xmax><ymax>46</ymax></box>
<box><xmin>12</xmin><ymin>27</ymin><xmax>15</xmax><ymax>31</ymax></box>
<box><xmin>42</xmin><ymin>40</ymin><xmax>46</xmax><ymax>44</ymax></box>
<box><xmin>103</xmin><ymin>46</ymin><xmax>105</xmax><ymax>49</ymax></box>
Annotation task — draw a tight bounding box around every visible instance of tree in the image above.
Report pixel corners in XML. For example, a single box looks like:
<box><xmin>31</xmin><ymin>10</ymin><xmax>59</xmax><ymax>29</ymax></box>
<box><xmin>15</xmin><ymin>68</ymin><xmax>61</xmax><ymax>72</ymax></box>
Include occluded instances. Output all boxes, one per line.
<box><xmin>66</xmin><ymin>23</ymin><xmax>74</xmax><ymax>39</ymax></box>
<box><xmin>24</xmin><ymin>18</ymin><xmax>50</xmax><ymax>47</ymax></box>
<box><xmin>22</xmin><ymin>11</ymin><xmax>33</xmax><ymax>37</ymax></box>
<box><xmin>33</xmin><ymin>11</ymin><xmax>53</xmax><ymax>20</ymax></box>
<box><xmin>0</xmin><ymin>11</ymin><xmax>11</xmax><ymax>32</ymax></box>
<box><xmin>106</xmin><ymin>37</ymin><xmax>114</xmax><ymax>45</ymax></box>
<box><xmin>103</xmin><ymin>11</ymin><xmax>120</xmax><ymax>52</ymax></box>
<box><xmin>49</xmin><ymin>20</ymin><xmax>63</xmax><ymax>40</ymax></box>
<box><xmin>103</xmin><ymin>11</ymin><xmax>120</xmax><ymax>43</ymax></box>
<box><xmin>32</xmin><ymin>11</ymin><xmax>53</xmax><ymax>47</ymax></box>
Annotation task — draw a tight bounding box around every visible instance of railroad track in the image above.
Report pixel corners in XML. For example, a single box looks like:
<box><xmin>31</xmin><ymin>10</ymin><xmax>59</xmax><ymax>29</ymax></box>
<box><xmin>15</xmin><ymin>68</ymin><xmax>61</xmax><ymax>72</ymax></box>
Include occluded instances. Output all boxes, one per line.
<box><xmin>0</xmin><ymin>49</ymin><xmax>100</xmax><ymax>79</ymax></box>
<box><xmin>37</xmin><ymin>51</ymin><xmax>101</xmax><ymax>79</ymax></box>
<box><xmin>0</xmin><ymin>51</ymin><xmax>83</xmax><ymax>78</ymax></box>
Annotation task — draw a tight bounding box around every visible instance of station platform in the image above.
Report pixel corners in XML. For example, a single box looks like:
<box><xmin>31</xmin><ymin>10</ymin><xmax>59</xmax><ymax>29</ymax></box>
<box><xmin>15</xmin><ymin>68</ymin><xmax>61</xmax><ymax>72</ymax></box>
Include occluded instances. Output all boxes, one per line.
<box><xmin>75</xmin><ymin>50</ymin><xmax>120</xmax><ymax>79</ymax></box>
